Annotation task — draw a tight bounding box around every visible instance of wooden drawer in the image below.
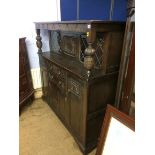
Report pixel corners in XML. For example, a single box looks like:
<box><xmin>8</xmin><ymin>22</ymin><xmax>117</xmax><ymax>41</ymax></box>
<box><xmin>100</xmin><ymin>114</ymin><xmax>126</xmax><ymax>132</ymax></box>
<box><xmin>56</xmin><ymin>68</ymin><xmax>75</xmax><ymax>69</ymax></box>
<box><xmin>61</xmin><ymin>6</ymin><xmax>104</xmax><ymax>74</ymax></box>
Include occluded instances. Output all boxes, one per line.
<box><xmin>49</xmin><ymin>64</ymin><xmax>66</xmax><ymax>79</ymax></box>
<box><xmin>57</xmin><ymin>69</ymin><xmax>66</xmax><ymax>81</ymax></box>
<box><xmin>49</xmin><ymin>73</ymin><xmax>66</xmax><ymax>92</ymax></box>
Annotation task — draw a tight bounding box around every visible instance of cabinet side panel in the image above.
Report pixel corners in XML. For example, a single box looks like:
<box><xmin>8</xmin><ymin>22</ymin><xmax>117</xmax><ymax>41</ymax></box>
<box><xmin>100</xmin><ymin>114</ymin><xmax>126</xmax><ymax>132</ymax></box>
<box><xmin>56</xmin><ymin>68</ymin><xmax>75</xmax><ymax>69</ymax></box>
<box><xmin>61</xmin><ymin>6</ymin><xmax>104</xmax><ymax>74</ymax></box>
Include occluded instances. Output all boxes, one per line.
<box><xmin>88</xmin><ymin>73</ymin><xmax>118</xmax><ymax>113</ymax></box>
<box><xmin>86</xmin><ymin>73</ymin><xmax>118</xmax><ymax>150</ymax></box>
<box><xmin>106</xmin><ymin>32</ymin><xmax>124</xmax><ymax>73</ymax></box>
<box><xmin>86</xmin><ymin>111</ymin><xmax>106</xmax><ymax>145</ymax></box>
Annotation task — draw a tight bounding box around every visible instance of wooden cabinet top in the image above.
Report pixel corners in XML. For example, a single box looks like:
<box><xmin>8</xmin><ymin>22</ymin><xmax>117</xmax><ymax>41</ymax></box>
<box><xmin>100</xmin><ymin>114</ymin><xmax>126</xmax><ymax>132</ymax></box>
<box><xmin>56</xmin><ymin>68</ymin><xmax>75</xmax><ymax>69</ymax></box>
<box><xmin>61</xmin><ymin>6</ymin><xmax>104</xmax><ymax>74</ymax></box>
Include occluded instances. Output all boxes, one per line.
<box><xmin>35</xmin><ymin>20</ymin><xmax>125</xmax><ymax>32</ymax></box>
<box><xmin>35</xmin><ymin>21</ymin><xmax>126</xmax><ymax>78</ymax></box>
<box><xmin>34</xmin><ymin>20</ymin><xmax>125</xmax><ymax>24</ymax></box>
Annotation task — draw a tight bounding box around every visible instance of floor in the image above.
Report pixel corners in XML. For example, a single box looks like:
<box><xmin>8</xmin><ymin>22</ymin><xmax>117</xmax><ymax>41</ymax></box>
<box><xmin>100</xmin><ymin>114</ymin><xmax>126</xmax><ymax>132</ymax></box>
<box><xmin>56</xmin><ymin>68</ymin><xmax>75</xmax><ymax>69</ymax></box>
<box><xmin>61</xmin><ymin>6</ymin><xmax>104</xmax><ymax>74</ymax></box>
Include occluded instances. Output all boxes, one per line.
<box><xmin>19</xmin><ymin>99</ymin><xmax>96</xmax><ymax>155</ymax></box>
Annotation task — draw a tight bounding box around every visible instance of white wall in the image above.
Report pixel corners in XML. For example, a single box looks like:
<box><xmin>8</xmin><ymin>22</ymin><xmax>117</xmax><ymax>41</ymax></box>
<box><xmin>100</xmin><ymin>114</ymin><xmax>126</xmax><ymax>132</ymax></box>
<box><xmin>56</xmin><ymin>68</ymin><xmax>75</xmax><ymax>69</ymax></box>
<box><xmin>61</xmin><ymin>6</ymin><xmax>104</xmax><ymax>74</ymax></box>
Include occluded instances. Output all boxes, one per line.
<box><xmin>18</xmin><ymin>0</ymin><xmax>61</xmax><ymax>69</ymax></box>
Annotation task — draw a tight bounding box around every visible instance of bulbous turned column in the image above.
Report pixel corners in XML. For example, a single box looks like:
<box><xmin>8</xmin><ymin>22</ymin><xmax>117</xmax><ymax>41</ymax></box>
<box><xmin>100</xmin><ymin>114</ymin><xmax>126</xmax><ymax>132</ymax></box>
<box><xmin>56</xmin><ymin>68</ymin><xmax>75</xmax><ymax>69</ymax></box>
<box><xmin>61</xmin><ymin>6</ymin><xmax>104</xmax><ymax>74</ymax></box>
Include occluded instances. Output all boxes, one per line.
<box><xmin>84</xmin><ymin>43</ymin><xmax>95</xmax><ymax>77</ymax></box>
<box><xmin>36</xmin><ymin>29</ymin><xmax>42</xmax><ymax>54</ymax></box>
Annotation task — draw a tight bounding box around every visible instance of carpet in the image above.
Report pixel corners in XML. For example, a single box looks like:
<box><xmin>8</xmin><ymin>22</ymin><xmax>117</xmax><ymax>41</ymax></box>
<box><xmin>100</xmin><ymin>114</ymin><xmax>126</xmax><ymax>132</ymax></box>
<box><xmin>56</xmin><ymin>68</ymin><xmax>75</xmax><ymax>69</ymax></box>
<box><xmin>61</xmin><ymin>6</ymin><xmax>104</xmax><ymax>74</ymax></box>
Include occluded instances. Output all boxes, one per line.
<box><xmin>19</xmin><ymin>99</ymin><xmax>96</xmax><ymax>155</ymax></box>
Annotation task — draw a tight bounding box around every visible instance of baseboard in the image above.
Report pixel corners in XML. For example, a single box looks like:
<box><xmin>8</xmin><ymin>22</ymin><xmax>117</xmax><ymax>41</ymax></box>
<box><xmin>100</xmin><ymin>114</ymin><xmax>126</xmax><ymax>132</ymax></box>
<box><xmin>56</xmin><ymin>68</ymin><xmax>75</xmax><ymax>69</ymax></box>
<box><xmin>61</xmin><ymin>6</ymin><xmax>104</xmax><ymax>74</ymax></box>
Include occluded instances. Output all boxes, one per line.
<box><xmin>31</xmin><ymin>68</ymin><xmax>42</xmax><ymax>89</ymax></box>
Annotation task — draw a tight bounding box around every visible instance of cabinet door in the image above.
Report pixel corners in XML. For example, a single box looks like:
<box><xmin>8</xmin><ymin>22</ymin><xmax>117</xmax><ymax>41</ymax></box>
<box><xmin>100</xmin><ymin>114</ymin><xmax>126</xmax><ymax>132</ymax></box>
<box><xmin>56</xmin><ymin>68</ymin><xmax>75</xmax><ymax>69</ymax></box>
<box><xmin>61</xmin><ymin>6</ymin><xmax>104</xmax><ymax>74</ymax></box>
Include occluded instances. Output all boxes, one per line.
<box><xmin>49</xmin><ymin>81</ymin><xmax>59</xmax><ymax>113</ymax></box>
<box><xmin>69</xmin><ymin>93</ymin><xmax>81</xmax><ymax>136</ymax></box>
<box><xmin>67</xmin><ymin>77</ymin><xmax>83</xmax><ymax>141</ymax></box>
<box><xmin>57</xmin><ymin>77</ymin><xmax>69</xmax><ymax>123</ymax></box>
<box><xmin>59</xmin><ymin>90</ymin><xmax>65</xmax><ymax>118</ymax></box>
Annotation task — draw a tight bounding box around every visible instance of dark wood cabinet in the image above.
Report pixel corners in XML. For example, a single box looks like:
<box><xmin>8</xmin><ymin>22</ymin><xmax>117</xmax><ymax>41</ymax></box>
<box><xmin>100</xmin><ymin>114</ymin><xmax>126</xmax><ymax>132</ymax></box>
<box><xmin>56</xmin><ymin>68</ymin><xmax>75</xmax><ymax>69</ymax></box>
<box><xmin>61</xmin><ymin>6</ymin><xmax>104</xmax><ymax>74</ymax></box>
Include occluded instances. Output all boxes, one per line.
<box><xmin>35</xmin><ymin>21</ymin><xmax>125</xmax><ymax>154</ymax></box>
<box><xmin>19</xmin><ymin>37</ymin><xmax>34</xmax><ymax>111</ymax></box>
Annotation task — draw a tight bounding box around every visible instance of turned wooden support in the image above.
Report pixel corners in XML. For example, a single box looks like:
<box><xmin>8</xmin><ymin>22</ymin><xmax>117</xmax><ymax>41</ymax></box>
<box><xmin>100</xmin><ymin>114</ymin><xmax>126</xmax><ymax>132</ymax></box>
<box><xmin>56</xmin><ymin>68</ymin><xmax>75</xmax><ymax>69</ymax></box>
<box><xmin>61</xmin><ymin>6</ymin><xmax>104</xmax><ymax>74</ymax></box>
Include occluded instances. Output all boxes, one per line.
<box><xmin>84</xmin><ymin>43</ymin><xmax>95</xmax><ymax>77</ymax></box>
<box><xmin>36</xmin><ymin>29</ymin><xmax>42</xmax><ymax>53</ymax></box>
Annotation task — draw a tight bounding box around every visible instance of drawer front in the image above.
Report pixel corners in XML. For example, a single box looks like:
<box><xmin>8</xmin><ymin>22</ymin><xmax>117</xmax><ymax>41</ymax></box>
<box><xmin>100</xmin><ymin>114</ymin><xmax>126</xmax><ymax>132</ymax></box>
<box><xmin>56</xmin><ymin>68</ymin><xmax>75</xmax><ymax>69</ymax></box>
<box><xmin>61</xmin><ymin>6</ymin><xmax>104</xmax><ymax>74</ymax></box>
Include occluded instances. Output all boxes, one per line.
<box><xmin>48</xmin><ymin>64</ymin><xmax>66</xmax><ymax>93</ymax></box>
<box><xmin>58</xmin><ymin>69</ymin><xmax>66</xmax><ymax>80</ymax></box>
<box><xmin>49</xmin><ymin>64</ymin><xmax>66</xmax><ymax>80</ymax></box>
<box><xmin>48</xmin><ymin>71</ymin><xmax>56</xmax><ymax>84</ymax></box>
<box><xmin>53</xmin><ymin>65</ymin><xmax>59</xmax><ymax>73</ymax></box>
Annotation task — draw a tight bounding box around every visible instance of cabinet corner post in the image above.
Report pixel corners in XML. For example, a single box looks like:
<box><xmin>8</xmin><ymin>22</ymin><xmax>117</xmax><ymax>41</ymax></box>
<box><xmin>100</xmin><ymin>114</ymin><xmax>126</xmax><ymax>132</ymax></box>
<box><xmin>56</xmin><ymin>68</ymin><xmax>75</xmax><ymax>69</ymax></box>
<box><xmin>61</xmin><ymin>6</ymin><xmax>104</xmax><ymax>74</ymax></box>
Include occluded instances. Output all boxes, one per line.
<box><xmin>36</xmin><ymin>29</ymin><xmax>42</xmax><ymax>54</ymax></box>
<box><xmin>84</xmin><ymin>42</ymin><xmax>95</xmax><ymax>77</ymax></box>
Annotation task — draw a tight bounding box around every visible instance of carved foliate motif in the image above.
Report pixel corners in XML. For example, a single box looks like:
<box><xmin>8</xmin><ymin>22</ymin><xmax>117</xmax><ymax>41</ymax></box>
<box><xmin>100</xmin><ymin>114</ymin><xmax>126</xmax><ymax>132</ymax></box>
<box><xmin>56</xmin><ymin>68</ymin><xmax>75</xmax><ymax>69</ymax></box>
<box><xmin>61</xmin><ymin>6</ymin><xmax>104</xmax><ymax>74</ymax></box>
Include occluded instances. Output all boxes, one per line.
<box><xmin>68</xmin><ymin>78</ymin><xmax>80</xmax><ymax>97</ymax></box>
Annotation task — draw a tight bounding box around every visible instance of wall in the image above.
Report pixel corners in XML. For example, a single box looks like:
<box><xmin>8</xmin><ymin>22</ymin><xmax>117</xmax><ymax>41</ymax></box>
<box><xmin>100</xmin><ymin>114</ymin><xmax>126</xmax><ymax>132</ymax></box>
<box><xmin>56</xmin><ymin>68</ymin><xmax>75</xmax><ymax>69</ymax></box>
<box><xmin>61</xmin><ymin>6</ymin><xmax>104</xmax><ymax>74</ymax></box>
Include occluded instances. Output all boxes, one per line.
<box><xmin>60</xmin><ymin>0</ymin><xmax>77</xmax><ymax>20</ymax></box>
<box><xmin>60</xmin><ymin>0</ymin><xmax>127</xmax><ymax>21</ymax></box>
<box><xmin>112</xmin><ymin>0</ymin><xmax>127</xmax><ymax>20</ymax></box>
<box><xmin>19</xmin><ymin>0</ymin><xmax>61</xmax><ymax>69</ymax></box>
<box><xmin>79</xmin><ymin>0</ymin><xmax>111</xmax><ymax>20</ymax></box>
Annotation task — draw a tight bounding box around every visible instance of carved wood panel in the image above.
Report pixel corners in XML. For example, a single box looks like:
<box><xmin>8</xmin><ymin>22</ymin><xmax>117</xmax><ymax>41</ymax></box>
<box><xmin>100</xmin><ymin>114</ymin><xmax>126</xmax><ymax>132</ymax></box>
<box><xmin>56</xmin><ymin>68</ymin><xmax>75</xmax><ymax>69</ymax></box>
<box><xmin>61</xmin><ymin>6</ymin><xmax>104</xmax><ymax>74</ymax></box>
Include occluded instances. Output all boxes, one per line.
<box><xmin>68</xmin><ymin>77</ymin><xmax>81</xmax><ymax>97</ymax></box>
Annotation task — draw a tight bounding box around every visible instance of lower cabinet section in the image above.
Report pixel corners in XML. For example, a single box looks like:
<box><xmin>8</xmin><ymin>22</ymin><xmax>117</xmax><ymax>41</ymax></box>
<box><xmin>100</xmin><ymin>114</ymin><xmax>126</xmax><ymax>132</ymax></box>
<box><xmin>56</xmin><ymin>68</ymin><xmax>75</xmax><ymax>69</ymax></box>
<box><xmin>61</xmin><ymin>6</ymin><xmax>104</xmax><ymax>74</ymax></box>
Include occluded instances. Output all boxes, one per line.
<box><xmin>39</xmin><ymin>53</ymin><xmax>118</xmax><ymax>154</ymax></box>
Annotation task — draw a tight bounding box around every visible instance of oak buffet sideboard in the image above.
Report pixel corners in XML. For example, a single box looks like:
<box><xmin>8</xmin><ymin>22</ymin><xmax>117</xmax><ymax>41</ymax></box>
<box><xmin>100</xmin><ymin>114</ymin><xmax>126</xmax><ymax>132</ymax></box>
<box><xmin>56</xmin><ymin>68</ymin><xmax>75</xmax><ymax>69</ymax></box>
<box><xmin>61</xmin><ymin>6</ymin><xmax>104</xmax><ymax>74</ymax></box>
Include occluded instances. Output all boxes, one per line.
<box><xmin>34</xmin><ymin>20</ymin><xmax>125</xmax><ymax>154</ymax></box>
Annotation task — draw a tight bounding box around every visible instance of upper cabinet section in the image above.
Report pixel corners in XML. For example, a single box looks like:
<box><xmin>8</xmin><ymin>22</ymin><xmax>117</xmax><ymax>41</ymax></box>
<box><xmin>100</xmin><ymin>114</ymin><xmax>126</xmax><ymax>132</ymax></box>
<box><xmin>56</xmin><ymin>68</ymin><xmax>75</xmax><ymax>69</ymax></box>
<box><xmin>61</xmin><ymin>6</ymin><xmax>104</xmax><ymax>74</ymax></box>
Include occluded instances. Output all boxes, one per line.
<box><xmin>35</xmin><ymin>21</ymin><xmax>125</xmax><ymax>77</ymax></box>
